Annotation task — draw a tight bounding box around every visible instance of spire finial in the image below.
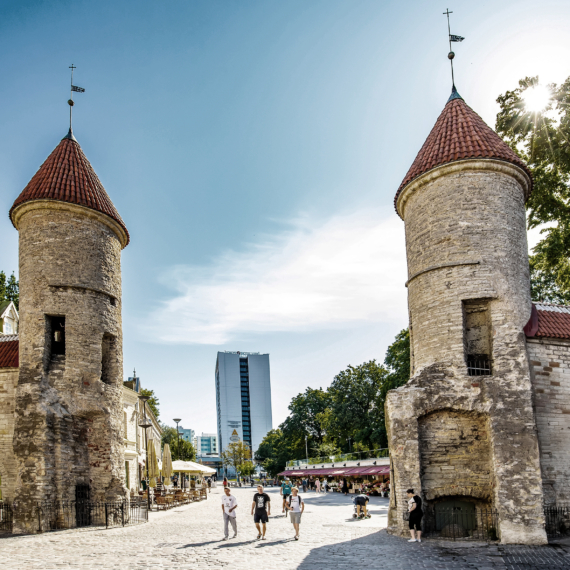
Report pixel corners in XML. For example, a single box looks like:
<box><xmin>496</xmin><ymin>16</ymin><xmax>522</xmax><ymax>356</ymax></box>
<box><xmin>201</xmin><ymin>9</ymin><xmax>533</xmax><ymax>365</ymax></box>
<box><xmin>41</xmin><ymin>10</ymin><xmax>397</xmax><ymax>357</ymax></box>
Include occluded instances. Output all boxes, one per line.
<box><xmin>67</xmin><ymin>64</ymin><xmax>85</xmax><ymax>133</ymax></box>
<box><xmin>443</xmin><ymin>9</ymin><xmax>465</xmax><ymax>90</ymax></box>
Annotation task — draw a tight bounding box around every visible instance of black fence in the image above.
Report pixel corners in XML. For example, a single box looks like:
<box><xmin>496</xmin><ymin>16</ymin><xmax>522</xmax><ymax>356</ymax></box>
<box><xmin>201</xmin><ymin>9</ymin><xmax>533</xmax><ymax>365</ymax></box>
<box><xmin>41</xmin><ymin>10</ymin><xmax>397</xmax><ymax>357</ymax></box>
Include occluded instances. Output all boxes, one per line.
<box><xmin>0</xmin><ymin>503</ymin><xmax>13</xmax><ymax>533</ymax></box>
<box><xmin>35</xmin><ymin>501</ymin><xmax>147</xmax><ymax>533</ymax></box>
<box><xmin>544</xmin><ymin>506</ymin><xmax>570</xmax><ymax>538</ymax></box>
<box><xmin>423</xmin><ymin>506</ymin><xmax>499</xmax><ymax>541</ymax></box>
<box><xmin>467</xmin><ymin>358</ymin><xmax>492</xmax><ymax>376</ymax></box>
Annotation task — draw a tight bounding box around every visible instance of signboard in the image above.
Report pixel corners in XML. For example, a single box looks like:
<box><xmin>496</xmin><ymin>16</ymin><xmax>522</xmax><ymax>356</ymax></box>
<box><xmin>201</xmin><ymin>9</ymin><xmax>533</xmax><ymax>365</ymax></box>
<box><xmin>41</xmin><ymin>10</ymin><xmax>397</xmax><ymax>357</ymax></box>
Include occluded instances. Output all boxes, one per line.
<box><xmin>229</xmin><ymin>429</ymin><xmax>240</xmax><ymax>442</ymax></box>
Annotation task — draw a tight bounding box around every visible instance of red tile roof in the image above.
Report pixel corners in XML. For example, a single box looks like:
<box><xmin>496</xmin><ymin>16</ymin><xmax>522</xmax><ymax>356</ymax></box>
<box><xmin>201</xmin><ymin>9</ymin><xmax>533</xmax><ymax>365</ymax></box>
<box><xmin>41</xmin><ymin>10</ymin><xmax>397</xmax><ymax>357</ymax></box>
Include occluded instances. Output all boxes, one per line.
<box><xmin>10</xmin><ymin>132</ymin><xmax>129</xmax><ymax>245</ymax></box>
<box><xmin>395</xmin><ymin>89</ymin><xmax>532</xmax><ymax>210</ymax></box>
<box><xmin>526</xmin><ymin>303</ymin><xmax>570</xmax><ymax>340</ymax></box>
<box><xmin>0</xmin><ymin>339</ymin><xmax>18</xmax><ymax>368</ymax></box>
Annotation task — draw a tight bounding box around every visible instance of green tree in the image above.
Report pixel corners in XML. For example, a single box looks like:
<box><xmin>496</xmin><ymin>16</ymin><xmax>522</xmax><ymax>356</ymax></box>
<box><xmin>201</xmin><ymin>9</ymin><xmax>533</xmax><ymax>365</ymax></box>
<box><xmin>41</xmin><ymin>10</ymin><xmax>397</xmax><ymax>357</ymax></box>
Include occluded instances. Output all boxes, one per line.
<box><xmin>326</xmin><ymin>360</ymin><xmax>389</xmax><ymax>451</ymax></box>
<box><xmin>171</xmin><ymin>438</ymin><xmax>196</xmax><ymax>461</ymax></box>
<box><xmin>0</xmin><ymin>272</ymin><xmax>6</xmax><ymax>302</ymax></box>
<box><xmin>255</xmin><ymin>428</ymin><xmax>293</xmax><ymax>478</ymax></box>
<box><xmin>6</xmin><ymin>273</ymin><xmax>19</xmax><ymax>310</ymax></box>
<box><xmin>140</xmin><ymin>388</ymin><xmax>160</xmax><ymax>419</ymax></box>
<box><xmin>221</xmin><ymin>440</ymin><xmax>251</xmax><ymax>477</ymax></box>
<box><xmin>530</xmin><ymin>258</ymin><xmax>570</xmax><ymax>304</ymax></box>
<box><xmin>496</xmin><ymin>76</ymin><xmax>570</xmax><ymax>295</ymax></box>
<box><xmin>384</xmin><ymin>328</ymin><xmax>410</xmax><ymax>388</ymax></box>
<box><xmin>239</xmin><ymin>461</ymin><xmax>257</xmax><ymax>478</ymax></box>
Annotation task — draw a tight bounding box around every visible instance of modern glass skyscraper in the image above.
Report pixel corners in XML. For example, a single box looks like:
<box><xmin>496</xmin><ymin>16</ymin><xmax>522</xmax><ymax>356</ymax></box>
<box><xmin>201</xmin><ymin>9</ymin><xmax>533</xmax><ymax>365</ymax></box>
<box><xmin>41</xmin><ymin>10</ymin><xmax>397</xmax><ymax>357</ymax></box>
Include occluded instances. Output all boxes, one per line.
<box><xmin>216</xmin><ymin>351</ymin><xmax>272</xmax><ymax>457</ymax></box>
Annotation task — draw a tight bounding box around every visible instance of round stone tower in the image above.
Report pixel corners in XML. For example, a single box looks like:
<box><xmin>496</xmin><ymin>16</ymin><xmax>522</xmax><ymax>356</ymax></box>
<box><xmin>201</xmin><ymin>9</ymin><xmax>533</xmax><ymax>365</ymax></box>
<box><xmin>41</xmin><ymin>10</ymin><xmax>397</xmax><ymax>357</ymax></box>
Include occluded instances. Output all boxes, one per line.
<box><xmin>9</xmin><ymin>129</ymin><xmax>129</xmax><ymax>533</ymax></box>
<box><xmin>385</xmin><ymin>87</ymin><xmax>547</xmax><ymax>544</ymax></box>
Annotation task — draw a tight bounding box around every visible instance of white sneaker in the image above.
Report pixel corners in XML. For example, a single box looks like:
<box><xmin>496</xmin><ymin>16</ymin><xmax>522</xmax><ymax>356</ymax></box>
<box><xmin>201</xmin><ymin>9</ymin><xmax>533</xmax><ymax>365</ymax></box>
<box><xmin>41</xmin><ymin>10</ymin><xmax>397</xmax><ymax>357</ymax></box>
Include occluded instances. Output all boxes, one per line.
<box><xmin>408</xmin><ymin>539</ymin><xmax>416</xmax><ymax>542</ymax></box>
<box><xmin>223</xmin><ymin>536</ymin><xmax>229</xmax><ymax>541</ymax></box>
<box><xmin>417</xmin><ymin>539</ymin><xmax>421</xmax><ymax>543</ymax></box>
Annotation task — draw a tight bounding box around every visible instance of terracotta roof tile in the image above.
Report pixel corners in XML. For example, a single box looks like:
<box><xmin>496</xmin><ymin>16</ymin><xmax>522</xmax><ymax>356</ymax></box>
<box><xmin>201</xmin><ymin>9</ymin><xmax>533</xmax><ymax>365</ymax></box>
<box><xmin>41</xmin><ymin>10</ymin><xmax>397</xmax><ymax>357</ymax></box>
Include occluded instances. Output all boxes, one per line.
<box><xmin>10</xmin><ymin>131</ymin><xmax>129</xmax><ymax>245</ymax></box>
<box><xmin>0</xmin><ymin>338</ymin><xmax>18</xmax><ymax>368</ymax></box>
<box><xmin>526</xmin><ymin>303</ymin><xmax>570</xmax><ymax>340</ymax></box>
<box><xmin>395</xmin><ymin>89</ymin><xmax>532</xmax><ymax>211</ymax></box>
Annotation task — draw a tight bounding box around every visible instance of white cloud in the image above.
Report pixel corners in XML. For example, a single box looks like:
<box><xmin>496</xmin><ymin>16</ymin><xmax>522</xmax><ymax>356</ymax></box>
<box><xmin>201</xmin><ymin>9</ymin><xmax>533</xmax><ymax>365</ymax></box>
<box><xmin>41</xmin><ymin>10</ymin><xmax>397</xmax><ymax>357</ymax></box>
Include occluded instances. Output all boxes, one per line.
<box><xmin>150</xmin><ymin>209</ymin><xmax>408</xmax><ymax>344</ymax></box>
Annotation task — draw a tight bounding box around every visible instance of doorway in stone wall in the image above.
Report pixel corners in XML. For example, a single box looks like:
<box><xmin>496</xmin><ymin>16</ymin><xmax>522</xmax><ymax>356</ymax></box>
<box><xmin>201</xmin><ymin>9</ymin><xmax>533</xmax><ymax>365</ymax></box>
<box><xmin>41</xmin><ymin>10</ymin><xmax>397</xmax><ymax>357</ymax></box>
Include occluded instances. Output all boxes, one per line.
<box><xmin>75</xmin><ymin>484</ymin><xmax>91</xmax><ymax>527</ymax></box>
<box><xmin>435</xmin><ymin>499</ymin><xmax>476</xmax><ymax>531</ymax></box>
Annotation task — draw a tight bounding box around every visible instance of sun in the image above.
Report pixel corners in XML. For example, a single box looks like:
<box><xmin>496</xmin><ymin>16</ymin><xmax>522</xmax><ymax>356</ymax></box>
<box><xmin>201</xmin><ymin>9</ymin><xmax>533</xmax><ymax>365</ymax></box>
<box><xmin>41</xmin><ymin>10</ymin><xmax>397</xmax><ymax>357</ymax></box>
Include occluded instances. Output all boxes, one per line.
<box><xmin>523</xmin><ymin>84</ymin><xmax>551</xmax><ymax>113</ymax></box>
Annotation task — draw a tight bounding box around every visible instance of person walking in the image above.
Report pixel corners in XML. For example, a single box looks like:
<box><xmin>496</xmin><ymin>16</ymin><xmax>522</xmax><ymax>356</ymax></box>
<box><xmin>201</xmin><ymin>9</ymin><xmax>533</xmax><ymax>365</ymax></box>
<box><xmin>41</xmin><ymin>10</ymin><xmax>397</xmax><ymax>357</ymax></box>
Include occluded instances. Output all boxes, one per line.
<box><xmin>281</xmin><ymin>478</ymin><xmax>292</xmax><ymax>514</ymax></box>
<box><xmin>406</xmin><ymin>488</ymin><xmax>423</xmax><ymax>543</ymax></box>
<box><xmin>323</xmin><ymin>478</ymin><xmax>329</xmax><ymax>493</ymax></box>
<box><xmin>207</xmin><ymin>477</ymin><xmax>212</xmax><ymax>493</ymax></box>
<box><xmin>342</xmin><ymin>478</ymin><xmax>349</xmax><ymax>496</ymax></box>
<box><xmin>223</xmin><ymin>476</ymin><xmax>228</xmax><ymax>489</ymax></box>
<box><xmin>315</xmin><ymin>478</ymin><xmax>321</xmax><ymax>493</ymax></box>
<box><xmin>221</xmin><ymin>487</ymin><xmax>238</xmax><ymax>540</ymax></box>
<box><xmin>302</xmin><ymin>478</ymin><xmax>307</xmax><ymax>493</ymax></box>
<box><xmin>252</xmin><ymin>484</ymin><xmax>271</xmax><ymax>540</ymax></box>
<box><xmin>285</xmin><ymin>487</ymin><xmax>305</xmax><ymax>540</ymax></box>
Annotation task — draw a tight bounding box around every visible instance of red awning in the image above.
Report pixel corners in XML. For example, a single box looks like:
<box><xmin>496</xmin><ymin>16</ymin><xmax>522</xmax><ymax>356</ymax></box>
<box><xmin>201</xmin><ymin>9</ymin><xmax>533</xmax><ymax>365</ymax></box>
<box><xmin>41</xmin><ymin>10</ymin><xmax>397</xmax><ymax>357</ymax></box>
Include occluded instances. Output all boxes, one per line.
<box><xmin>279</xmin><ymin>464</ymin><xmax>390</xmax><ymax>477</ymax></box>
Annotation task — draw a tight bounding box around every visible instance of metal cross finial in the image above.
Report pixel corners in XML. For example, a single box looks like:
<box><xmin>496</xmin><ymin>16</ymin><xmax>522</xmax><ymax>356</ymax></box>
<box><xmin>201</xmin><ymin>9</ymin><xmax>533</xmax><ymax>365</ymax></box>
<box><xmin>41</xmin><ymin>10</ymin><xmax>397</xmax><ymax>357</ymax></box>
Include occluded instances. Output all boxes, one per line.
<box><xmin>67</xmin><ymin>64</ymin><xmax>85</xmax><ymax>131</ymax></box>
<box><xmin>443</xmin><ymin>9</ymin><xmax>455</xmax><ymax>86</ymax></box>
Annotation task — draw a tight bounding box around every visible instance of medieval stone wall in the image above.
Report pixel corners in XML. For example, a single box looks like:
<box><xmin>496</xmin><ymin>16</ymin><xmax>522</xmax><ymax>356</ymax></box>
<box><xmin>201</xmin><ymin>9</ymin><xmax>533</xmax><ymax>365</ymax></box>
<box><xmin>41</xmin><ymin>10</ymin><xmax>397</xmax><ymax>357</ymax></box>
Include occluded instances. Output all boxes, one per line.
<box><xmin>12</xmin><ymin>203</ymin><xmax>126</xmax><ymax>533</ymax></box>
<box><xmin>527</xmin><ymin>337</ymin><xmax>570</xmax><ymax>506</ymax></box>
<box><xmin>0</xmin><ymin>367</ymin><xmax>17</xmax><ymax>503</ymax></box>
<box><xmin>387</xmin><ymin>161</ymin><xmax>546</xmax><ymax>544</ymax></box>
<box><xmin>418</xmin><ymin>409</ymin><xmax>493</xmax><ymax>504</ymax></box>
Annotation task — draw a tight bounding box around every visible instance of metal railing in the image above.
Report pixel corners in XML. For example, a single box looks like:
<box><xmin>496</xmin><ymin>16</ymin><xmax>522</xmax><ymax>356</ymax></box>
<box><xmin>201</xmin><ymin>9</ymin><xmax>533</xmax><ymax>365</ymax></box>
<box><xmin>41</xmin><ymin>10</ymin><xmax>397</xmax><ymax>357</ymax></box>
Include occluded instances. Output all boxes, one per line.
<box><xmin>423</xmin><ymin>506</ymin><xmax>499</xmax><ymax>541</ymax></box>
<box><xmin>286</xmin><ymin>448</ymin><xmax>389</xmax><ymax>469</ymax></box>
<box><xmin>35</xmin><ymin>501</ymin><xmax>148</xmax><ymax>532</ymax></box>
<box><xmin>0</xmin><ymin>503</ymin><xmax>13</xmax><ymax>533</ymax></box>
<box><xmin>467</xmin><ymin>358</ymin><xmax>492</xmax><ymax>376</ymax></box>
<box><xmin>544</xmin><ymin>506</ymin><xmax>570</xmax><ymax>538</ymax></box>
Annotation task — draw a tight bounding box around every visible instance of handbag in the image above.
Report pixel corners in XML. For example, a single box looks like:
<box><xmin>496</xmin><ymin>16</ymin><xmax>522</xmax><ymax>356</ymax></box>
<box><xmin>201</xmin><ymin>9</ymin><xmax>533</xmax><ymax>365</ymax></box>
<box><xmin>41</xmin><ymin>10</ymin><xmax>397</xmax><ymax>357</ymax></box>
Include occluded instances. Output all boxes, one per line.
<box><xmin>403</xmin><ymin>510</ymin><xmax>410</xmax><ymax>521</ymax></box>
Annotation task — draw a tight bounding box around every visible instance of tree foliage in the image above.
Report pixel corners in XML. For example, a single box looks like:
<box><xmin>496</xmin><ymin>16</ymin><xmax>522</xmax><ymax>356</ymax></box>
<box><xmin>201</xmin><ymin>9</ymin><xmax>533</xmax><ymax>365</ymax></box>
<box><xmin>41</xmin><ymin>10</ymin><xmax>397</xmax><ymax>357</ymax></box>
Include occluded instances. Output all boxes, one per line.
<box><xmin>255</xmin><ymin>328</ymin><xmax>411</xmax><ymax>474</ymax></box>
<box><xmin>160</xmin><ymin>425</ymin><xmax>196</xmax><ymax>460</ymax></box>
<box><xmin>221</xmin><ymin>440</ymin><xmax>252</xmax><ymax>475</ymax></box>
<box><xmin>140</xmin><ymin>388</ymin><xmax>160</xmax><ymax>419</ymax></box>
<box><xmin>0</xmin><ymin>271</ymin><xmax>19</xmax><ymax>310</ymax></box>
<box><xmin>496</xmin><ymin>76</ymin><xmax>570</xmax><ymax>297</ymax></box>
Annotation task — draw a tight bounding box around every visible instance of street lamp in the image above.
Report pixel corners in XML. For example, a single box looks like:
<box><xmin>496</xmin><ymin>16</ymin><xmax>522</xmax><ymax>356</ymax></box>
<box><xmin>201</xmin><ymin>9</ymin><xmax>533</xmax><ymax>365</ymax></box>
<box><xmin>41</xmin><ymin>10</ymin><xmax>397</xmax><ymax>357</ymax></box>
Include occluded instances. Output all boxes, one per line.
<box><xmin>305</xmin><ymin>435</ymin><xmax>309</xmax><ymax>466</ymax></box>
<box><xmin>138</xmin><ymin>394</ymin><xmax>152</xmax><ymax>513</ymax></box>
<box><xmin>173</xmin><ymin>418</ymin><xmax>182</xmax><ymax>486</ymax></box>
<box><xmin>348</xmin><ymin>437</ymin><xmax>352</xmax><ymax>454</ymax></box>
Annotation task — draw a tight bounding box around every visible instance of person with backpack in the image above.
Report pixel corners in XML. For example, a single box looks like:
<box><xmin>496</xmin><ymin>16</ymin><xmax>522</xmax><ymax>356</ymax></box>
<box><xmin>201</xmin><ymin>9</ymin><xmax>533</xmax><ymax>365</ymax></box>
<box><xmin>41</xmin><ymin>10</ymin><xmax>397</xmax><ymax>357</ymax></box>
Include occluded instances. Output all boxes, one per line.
<box><xmin>285</xmin><ymin>487</ymin><xmax>304</xmax><ymax>540</ymax></box>
<box><xmin>281</xmin><ymin>478</ymin><xmax>292</xmax><ymax>514</ymax></box>
<box><xmin>406</xmin><ymin>488</ymin><xmax>423</xmax><ymax>543</ymax></box>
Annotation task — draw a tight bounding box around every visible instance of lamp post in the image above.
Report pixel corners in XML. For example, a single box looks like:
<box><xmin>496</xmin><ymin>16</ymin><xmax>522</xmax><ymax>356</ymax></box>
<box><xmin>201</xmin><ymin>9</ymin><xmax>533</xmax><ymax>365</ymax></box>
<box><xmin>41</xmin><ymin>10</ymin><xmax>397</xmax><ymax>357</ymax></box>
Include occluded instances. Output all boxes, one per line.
<box><xmin>348</xmin><ymin>437</ymin><xmax>352</xmax><ymax>454</ymax></box>
<box><xmin>138</xmin><ymin>394</ymin><xmax>152</xmax><ymax>513</ymax></box>
<box><xmin>305</xmin><ymin>435</ymin><xmax>309</xmax><ymax>467</ymax></box>
<box><xmin>173</xmin><ymin>418</ymin><xmax>182</xmax><ymax>487</ymax></box>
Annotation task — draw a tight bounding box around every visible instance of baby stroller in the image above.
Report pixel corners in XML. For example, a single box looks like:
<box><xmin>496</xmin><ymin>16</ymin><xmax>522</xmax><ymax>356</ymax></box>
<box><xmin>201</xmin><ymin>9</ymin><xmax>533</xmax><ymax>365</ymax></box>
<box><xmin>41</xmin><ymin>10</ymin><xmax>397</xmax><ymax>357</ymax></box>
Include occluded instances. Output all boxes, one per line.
<box><xmin>352</xmin><ymin>494</ymin><xmax>372</xmax><ymax>519</ymax></box>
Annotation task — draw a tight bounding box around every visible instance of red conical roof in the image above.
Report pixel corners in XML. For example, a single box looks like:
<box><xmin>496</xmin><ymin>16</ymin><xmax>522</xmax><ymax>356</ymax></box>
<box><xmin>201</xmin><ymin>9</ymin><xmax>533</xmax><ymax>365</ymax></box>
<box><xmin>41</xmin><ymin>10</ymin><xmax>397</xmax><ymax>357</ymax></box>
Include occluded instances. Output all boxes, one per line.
<box><xmin>394</xmin><ymin>88</ymin><xmax>532</xmax><ymax>212</ymax></box>
<box><xmin>10</xmin><ymin>131</ymin><xmax>129</xmax><ymax>245</ymax></box>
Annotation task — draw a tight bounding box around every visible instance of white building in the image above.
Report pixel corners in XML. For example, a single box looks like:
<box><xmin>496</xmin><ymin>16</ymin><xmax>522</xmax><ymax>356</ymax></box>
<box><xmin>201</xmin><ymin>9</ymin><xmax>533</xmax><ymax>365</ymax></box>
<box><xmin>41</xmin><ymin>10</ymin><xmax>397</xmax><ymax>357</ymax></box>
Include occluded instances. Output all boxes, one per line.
<box><xmin>195</xmin><ymin>433</ymin><xmax>218</xmax><ymax>456</ymax></box>
<box><xmin>216</xmin><ymin>351</ymin><xmax>272</xmax><ymax>457</ymax></box>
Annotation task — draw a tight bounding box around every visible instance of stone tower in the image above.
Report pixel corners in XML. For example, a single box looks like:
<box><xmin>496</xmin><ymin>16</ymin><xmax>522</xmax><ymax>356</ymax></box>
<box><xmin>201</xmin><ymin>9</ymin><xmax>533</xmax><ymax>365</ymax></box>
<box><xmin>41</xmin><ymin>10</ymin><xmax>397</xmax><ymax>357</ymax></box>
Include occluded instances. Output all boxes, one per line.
<box><xmin>385</xmin><ymin>87</ymin><xmax>547</xmax><ymax>544</ymax></box>
<box><xmin>9</xmin><ymin>129</ymin><xmax>130</xmax><ymax>533</ymax></box>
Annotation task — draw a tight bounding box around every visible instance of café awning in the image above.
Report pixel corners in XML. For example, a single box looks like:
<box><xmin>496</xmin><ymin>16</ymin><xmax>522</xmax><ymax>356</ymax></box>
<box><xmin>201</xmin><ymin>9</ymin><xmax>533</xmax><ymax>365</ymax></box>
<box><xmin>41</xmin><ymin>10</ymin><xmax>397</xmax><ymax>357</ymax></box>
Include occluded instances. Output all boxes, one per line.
<box><xmin>278</xmin><ymin>464</ymin><xmax>390</xmax><ymax>477</ymax></box>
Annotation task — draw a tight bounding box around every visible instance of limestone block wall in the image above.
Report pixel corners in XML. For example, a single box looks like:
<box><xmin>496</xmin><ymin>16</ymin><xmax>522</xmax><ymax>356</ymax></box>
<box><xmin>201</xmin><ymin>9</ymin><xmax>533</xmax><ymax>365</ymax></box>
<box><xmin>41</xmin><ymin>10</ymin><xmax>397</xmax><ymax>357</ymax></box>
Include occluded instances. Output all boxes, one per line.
<box><xmin>418</xmin><ymin>409</ymin><xmax>493</xmax><ymax>504</ymax></box>
<box><xmin>0</xmin><ymin>368</ymin><xmax>17</xmax><ymax>502</ymax></box>
<box><xmin>527</xmin><ymin>337</ymin><xmax>570</xmax><ymax>506</ymax></box>
<box><xmin>387</xmin><ymin>161</ymin><xmax>546</xmax><ymax>545</ymax></box>
<box><xmin>12</xmin><ymin>203</ymin><xmax>126</xmax><ymax>533</ymax></box>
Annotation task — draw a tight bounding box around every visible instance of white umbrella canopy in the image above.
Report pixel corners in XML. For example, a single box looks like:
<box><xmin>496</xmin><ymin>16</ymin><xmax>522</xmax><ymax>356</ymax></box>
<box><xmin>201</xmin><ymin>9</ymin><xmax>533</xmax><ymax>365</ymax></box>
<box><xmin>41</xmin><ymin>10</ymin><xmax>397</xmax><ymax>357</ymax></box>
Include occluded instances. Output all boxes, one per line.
<box><xmin>162</xmin><ymin>444</ymin><xmax>173</xmax><ymax>479</ymax></box>
<box><xmin>172</xmin><ymin>460</ymin><xmax>215</xmax><ymax>474</ymax></box>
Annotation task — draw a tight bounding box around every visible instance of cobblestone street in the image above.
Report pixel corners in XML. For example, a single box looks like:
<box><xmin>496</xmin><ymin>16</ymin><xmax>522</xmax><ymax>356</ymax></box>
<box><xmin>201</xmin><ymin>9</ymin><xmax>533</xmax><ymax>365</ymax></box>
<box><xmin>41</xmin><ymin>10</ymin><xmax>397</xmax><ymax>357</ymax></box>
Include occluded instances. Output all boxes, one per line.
<box><xmin>2</xmin><ymin>487</ymin><xmax>570</xmax><ymax>569</ymax></box>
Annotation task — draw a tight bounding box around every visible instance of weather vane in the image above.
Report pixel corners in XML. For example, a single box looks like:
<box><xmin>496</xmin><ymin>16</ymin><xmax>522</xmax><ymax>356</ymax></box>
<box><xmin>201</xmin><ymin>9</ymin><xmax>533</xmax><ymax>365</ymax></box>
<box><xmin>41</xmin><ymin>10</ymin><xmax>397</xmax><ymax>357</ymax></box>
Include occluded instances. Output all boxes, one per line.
<box><xmin>443</xmin><ymin>9</ymin><xmax>465</xmax><ymax>87</ymax></box>
<box><xmin>68</xmin><ymin>64</ymin><xmax>85</xmax><ymax>131</ymax></box>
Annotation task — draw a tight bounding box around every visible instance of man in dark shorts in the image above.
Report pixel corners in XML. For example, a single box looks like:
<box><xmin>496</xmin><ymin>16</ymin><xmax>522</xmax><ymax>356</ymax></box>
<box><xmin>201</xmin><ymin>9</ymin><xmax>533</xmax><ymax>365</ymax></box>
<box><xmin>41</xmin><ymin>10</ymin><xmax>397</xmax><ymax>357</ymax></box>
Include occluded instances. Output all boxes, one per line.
<box><xmin>354</xmin><ymin>493</ymin><xmax>370</xmax><ymax>518</ymax></box>
<box><xmin>251</xmin><ymin>484</ymin><xmax>271</xmax><ymax>540</ymax></box>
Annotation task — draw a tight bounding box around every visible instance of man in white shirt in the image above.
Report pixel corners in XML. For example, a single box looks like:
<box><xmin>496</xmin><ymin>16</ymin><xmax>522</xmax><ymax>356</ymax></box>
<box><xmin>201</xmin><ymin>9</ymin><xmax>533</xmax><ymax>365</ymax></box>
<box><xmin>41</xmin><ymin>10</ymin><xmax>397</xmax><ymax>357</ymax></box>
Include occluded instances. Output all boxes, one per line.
<box><xmin>221</xmin><ymin>487</ymin><xmax>238</xmax><ymax>540</ymax></box>
<box><xmin>285</xmin><ymin>486</ymin><xmax>304</xmax><ymax>540</ymax></box>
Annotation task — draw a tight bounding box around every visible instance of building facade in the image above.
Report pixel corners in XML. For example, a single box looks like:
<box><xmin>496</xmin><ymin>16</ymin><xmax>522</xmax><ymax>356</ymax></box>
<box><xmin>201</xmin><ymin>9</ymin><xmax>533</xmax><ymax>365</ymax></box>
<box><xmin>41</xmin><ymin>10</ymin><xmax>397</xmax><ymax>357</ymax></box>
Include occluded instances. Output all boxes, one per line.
<box><xmin>385</xmin><ymin>86</ymin><xmax>570</xmax><ymax>545</ymax></box>
<box><xmin>216</xmin><ymin>351</ymin><xmax>272</xmax><ymax>457</ymax></box>
<box><xmin>179</xmin><ymin>428</ymin><xmax>195</xmax><ymax>443</ymax></box>
<box><xmin>195</xmin><ymin>433</ymin><xmax>218</xmax><ymax>455</ymax></box>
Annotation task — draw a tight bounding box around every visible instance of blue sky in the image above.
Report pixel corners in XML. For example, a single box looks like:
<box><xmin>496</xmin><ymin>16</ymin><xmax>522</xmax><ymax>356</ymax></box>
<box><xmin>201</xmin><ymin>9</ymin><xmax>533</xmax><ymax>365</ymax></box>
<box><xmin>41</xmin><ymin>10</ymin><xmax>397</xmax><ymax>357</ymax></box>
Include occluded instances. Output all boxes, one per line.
<box><xmin>1</xmin><ymin>0</ymin><xmax>569</xmax><ymax>435</ymax></box>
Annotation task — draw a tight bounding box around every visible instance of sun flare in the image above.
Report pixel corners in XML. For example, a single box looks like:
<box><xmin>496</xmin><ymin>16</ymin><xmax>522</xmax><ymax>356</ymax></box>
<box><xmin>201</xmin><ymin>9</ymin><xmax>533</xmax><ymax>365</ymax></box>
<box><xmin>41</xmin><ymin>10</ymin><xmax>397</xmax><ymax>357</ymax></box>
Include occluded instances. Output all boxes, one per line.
<box><xmin>523</xmin><ymin>84</ymin><xmax>551</xmax><ymax>113</ymax></box>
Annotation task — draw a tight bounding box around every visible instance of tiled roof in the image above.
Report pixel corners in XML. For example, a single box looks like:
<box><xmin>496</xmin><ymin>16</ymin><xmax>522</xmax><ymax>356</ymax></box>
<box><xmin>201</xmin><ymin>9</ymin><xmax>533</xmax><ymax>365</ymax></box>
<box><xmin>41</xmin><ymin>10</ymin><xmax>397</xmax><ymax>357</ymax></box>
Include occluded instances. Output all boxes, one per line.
<box><xmin>525</xmin><ymin>303</ymin><xmax>570</xmax><ymax>339</ymax></box>
<box><xmin>395</xmin><ymin>87</ymin><xmax>532</xmax><ymax>210</ymax></box>
<box><xmin>10</xmin><ymin>131</ymin><xmax>129</xmax><ymax>245</ymax></box>
<box><xmin>0</xmin><ymin>338</ymin><xmax>18</xmax><ymax>368</ymax></box>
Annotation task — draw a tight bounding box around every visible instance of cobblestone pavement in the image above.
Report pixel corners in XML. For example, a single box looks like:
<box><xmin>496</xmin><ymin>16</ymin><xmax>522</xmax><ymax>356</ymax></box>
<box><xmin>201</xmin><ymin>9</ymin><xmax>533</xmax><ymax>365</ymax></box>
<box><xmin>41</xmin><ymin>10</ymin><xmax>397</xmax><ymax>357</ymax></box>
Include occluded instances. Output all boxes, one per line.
<box><xmin>2</xmin><ymin>487</ymin><xmax>570</xmax><ymax>569</ymax></box>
